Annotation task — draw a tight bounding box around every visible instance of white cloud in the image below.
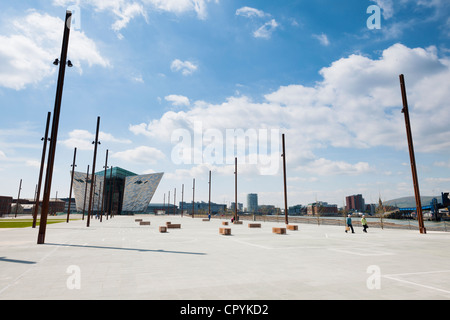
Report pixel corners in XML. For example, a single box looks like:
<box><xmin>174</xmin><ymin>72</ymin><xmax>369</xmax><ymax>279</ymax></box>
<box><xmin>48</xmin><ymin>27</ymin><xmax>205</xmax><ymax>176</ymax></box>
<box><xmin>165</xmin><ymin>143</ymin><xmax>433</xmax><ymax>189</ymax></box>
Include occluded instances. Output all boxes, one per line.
<box><xmin>165</xmin><ymin>94</ymin><xmax>190</xmax><ymax>107</ymax></box>
<box><xmin>235</xmin><ymin>7</ymin><xmax>266</xmax><ymax>18</ymax></box>
<box><xmin>297</xmin><ymin>158</ymin><xmax>373</xmax><ymax>176</ymax></box>
<box><xmin>170</xmin><ymin>59</ymin><xmax>198</xmax><ymax>75</ymax></box>
<box><xmin>61</xmin><ymin>129</ymin><xmax>131</xmax><ymax>150</ymax></box>
<box><xmin>145</xmin><ymin>0</ymin><xmax>216</xmax><ymax>20</ymax></box>
<box><xmin>0</xmin><ymin>11</ymin><xmax>110</xmax><ymax>90</ymax></box>
<box><xmin>434</xmin><ymin>161</ymin><xmax>450</xmax><ymax>168</ymax></box>
<box><xmin>253</xmin><ymin>19</ymin><xmax>279</xmax><ymax>39</ymax></box>
<box><xmin>371</xmin><ymin>0</ymin><xmax>394</xmax><ymax>19</ymax></box>
<box><xmin>111</xmin><ymin>146</ymin><xmax>166</xmax><ymax>164</ymax></box>
<box><xmin>313</xmin><ymin>33</ymin><xmax>330</xmax><ymax>46</ymax></box>
<box><xmin>130</xmin><ymin>43</ymin><xmax>450</xmax><ymax>176</ymax></box>
<box><xmin>235</xmin><ymin>6</ymin><xmax>279</xmax><ymax>39</ymax></box>
<box><xmin>54</xmin><ymin>0</ymin><xmax>218</xmax><ymax>29</ymax></box>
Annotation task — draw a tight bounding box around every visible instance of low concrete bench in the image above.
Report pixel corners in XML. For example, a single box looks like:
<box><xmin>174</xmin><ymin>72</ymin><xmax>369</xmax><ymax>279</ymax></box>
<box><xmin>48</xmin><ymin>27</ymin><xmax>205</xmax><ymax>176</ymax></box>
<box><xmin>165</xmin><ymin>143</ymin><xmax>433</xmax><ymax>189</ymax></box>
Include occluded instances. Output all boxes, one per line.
<box><xmin>167</xmin><ymin>223</ymin><xmax>181</xmax><ymax>229</ymax></box>
<box><xmin>202</xmin><ymin>218</ymin><xmax>210</xmax><ymax>221</ymax></box>
<box><xmin>222</xmin><ymin>221</ymin><xmax>228</xmax><ymax>226</ymax></box>
<box><xmin>233</xmin><ymin>221</ymin><xmax>243</xmax><ymax>225</ymax></box>
<box><xmin>166</xmin><ymin>222</ymin><xmax>171</xmax><ymax>226</ymax></box>
<box><xmin>139</xmin><ymin>221</ymin><xmax>150</xmax><ymax>226</ymax></box>
<box><xmin>159</xmin><ymin>226</ymin><xmax>167</xmax><ymax>233</ymax></box>
<box><xmin>135</xmin><ymin>219</ymin><xmax>142</xmax><ymax>222</ymax></box>
<box><xmin>286</xmin><ymin>224</ymin><xmax>298</xmax><ymax>231</ymax></box>
<box><xmin>219</xmin><ymin>228</ymin><xmax>231</xmax><ymax>235</ymax></box>
<box><xmin>248</xmin><ymin>223</ymin><xmax>261</xmax><ymax>228</ymax></box>
<box><xmin>272</xmin><ymin>227</ymin><xmax>286</xmax><ymax>234</ymax></box>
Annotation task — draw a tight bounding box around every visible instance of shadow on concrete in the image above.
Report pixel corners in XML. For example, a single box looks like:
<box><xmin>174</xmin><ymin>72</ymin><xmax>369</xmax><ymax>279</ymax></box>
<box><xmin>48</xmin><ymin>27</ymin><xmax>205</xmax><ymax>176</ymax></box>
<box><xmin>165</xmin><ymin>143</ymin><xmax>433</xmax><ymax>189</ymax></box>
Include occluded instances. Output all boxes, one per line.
<box><xmin>44</xmin><ymin>243</ymin><xmax>206</xmax><ymax>256</ymax></box>
<box><xmin>0</xmin><ymin>257</ymin><xmax>37</xmax><ymax>264</ymax></box>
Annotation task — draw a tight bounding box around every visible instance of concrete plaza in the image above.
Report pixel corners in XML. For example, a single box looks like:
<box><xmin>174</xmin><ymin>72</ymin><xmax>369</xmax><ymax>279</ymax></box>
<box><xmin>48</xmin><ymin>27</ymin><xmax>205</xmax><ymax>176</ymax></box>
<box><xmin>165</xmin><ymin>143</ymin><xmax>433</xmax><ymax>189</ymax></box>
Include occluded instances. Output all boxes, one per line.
<box><xmin>1</xmin><ymin>214</ymin><xmax>450</xmax><ymax>300</ymax></box>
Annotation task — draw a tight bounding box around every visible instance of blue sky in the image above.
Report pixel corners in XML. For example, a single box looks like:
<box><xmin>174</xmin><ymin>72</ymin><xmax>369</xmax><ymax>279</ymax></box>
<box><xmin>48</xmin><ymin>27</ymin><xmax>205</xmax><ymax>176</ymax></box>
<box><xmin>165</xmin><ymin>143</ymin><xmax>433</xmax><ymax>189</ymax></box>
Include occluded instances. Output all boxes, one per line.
<box><xmin>0</xmin><ymin>0</ymin><xmax>449</xmax><ymax>209</ymax></box>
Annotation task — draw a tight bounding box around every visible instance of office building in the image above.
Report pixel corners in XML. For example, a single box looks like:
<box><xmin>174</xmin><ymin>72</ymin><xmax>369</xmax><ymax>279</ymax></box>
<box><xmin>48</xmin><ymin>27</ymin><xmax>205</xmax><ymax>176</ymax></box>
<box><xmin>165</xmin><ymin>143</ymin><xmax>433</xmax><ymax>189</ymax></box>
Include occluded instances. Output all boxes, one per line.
<box><xmin>346</xmin><ymin>194</ymin><xmax>365</xmax><ymax>212</ymax></box>
<box><xmin>247</xmin><ymin>193</ymin><xmax>258</xmax><ymax>214</ymax></box>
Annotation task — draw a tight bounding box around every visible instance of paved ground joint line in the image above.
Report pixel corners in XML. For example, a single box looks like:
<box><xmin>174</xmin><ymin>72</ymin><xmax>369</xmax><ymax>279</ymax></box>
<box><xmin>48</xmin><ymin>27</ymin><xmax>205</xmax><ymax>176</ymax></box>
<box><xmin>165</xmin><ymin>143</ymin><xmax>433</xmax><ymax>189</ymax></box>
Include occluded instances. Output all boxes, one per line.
<box><xmin>382</xmin><ymin>270</ymin><xmax>450</xmax><ymax>295</ymax></box>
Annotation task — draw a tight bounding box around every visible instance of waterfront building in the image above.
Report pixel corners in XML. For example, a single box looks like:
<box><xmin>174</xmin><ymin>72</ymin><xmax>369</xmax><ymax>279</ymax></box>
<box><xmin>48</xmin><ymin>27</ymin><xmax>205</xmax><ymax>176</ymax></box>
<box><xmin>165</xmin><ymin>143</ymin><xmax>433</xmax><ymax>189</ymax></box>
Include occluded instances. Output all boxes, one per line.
<box><xmin>247</xmin><ymin>193</ymin><xmax>258</xmax><ymax>214</ymax></box>
<box><xmin>346</xmin><ymin>194</ymin><xmax>365</xmax><ymax>212</ymax></box>
<box><xmin>71</xmin><ymin>167</ymin><xmax>163</xmax><ymax>215</ymax></box>
<box><xmin>307</xmin><ymin>201</ymin><xmax>338</xmax><ymax>216</ymax></box>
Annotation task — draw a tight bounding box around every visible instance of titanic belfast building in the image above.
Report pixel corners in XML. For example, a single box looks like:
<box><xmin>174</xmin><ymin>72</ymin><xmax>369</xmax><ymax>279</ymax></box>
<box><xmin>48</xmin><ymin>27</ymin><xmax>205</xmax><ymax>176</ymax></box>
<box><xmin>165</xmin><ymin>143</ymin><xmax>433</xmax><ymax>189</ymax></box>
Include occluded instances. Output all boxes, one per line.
<box><xmin>72</xmin><ymin>167</ymin><xmax>163</xmax><ymax>215</ymax></box>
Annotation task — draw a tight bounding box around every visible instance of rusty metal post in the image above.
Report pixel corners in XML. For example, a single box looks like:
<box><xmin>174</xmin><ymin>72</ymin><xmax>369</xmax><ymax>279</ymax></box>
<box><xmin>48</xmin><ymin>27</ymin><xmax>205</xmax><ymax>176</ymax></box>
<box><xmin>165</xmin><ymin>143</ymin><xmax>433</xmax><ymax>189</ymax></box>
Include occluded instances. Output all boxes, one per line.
<box><xmin>33</xmin><ymin>112</ymin><xmax>51</xmax><ymax>228</ymax></box>
<box><xmin>100</xmin><ymin>149</ymin><xmax>108</xmax><ymax>222</ymax></box>
<box><xmin>66</xmin><ymin>147</ymin><xmax>77</xmax><ymax>223</ymax></box>
<box><xmin>208</xmin><ymin>170</ymin><xmax>211</xmax><ymax>217</ymax></box>
<box><xmin>192</xmin><ymin>178</ymin><xmax>195</xmax><ymax>218</ymax></box>
<box><xmin>399</xmin><ymin>74</ymin><xmax>426</xmax><ymax>234</ymax></box>
<box><xmin>234</xmin><ymin>157</ymin><xmax>237</xmax><ymax>221</ymax></box>
<box><xmin>87</xmin><ymin>116</ymin><xmax>101</xmax><ymax>227</ymax></box>
<box><xmin>14</xmin><ymin>179</ymin><xmax>22</xmax><ymax>218</ymax></box>
<box><xmin>82</xmin><ymin>165</ymin><xmax>89</xmax><ymax>220</ymax></box>
<box><xmin>107</xmin><ymin>166</ymin><xmax>113</xmax><ymax>219</ymax></box>
<box><xmin>282</xmin><ymin>134</ymin><xmax>289</xmax><ymax>225</ymax></box>
<box><xmin>181</xmin><ymin>184</ymin><xmax>184</xmax><ymax>217</ymax></box>
<box><xmin>37</xmin><ymin>11</ymin><xmax>72</xmax><ymax>244</ymax></box>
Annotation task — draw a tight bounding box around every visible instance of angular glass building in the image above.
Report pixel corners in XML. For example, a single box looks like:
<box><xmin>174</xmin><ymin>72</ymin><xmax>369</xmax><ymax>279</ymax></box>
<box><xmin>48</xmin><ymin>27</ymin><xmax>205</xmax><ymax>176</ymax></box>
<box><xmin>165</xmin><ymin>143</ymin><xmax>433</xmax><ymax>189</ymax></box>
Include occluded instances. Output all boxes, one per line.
<box><xmin>71</xmin><ymin>167</ymin><xmax>163</xmax><ymax>215</ymax></box>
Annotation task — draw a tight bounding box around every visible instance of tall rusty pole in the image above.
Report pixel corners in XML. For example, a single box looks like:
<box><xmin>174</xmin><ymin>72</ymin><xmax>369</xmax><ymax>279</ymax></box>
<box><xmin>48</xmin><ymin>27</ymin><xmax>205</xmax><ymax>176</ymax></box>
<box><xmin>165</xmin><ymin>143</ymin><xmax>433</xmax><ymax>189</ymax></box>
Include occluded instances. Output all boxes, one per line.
<box><xmin>181</xmin><ymin>184</ymin><xmax>184</xmax><ymax>217</ymax></box>
<box><xmin>15</xmin><ymin>179</ymin><xmax>22</xmax><ymax>218</ymax></box>
<box><xmin>82</xmin><ymin>165</ymin><xmax>89</xmax><ymax>220</ymax></box>
<box><xmin>208</xmin><ymin>170</ymin><xmax>211</xmax><ymax>217</ymax></box>
<box><xmin>282</xmin><ymin>134</ymin><xmax>289</xmax><ymax>225</ymax></box>
<box><xmin>174</xmin><ymin>188</ymin><xmax>176</xmax><ymax>215</ymax></box>
<box><xmin>107</xmin><ymin>166</ymin><xmax>113</xmax><ymax>219</ymax></box>
<box><xmin>87</xmin><ymin>116</ymin><xmax>101</xmax><ymax>228</ymax></box>
<box><xmin>192</xmin><ymin>178</ymin><xmax>195</xmax><ymax>218</ymax></box>
<box><xmin>100</xmin><ymin>149</ymin><xmax>108</xmax><ymax>222</ymax></box>
<box><xmin>33</xmin><ymin>112</ymin><xmax>51</xmax><ymax>228</ymax></box>
<box><xmin>38</xmin><ymin>11</ymin><xmax>72</xmax><ymax>244</ymax></box>
<box><xmin>66</xmin><ymin>147</ymin><xmax>77</xmax><ymax>223</ymax></box>
<box><xmin>234</xmin><ymin>157</ymin><xmax>238</xmax><ymax>221</ymax></box>
<box><xmin>399</xmin><ymin>74</ymin><xmax>426</xmax><ymax>234</ymax></box>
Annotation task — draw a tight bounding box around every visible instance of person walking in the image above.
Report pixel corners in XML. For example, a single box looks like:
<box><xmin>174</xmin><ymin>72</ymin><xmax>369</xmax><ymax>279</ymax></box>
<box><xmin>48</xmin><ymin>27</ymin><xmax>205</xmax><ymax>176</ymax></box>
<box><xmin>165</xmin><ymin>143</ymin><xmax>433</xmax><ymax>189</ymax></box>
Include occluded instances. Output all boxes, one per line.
<box><xmin>346</xmin><ymin>214</ymin><xmax>355</xmax><ymax>233</ymax></box>
<box><xmin>361</xmin><ymin>215</ymin><xmax>368</xmax><ymax>233</ymax></box>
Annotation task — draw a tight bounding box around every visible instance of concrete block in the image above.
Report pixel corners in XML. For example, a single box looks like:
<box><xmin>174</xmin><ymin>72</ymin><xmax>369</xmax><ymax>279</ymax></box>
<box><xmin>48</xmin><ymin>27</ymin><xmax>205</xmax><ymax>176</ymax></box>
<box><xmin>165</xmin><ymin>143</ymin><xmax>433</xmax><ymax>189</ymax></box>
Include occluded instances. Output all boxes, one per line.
<box><xmin>272</xmin><ymin>227</ymin><xmax>286</xmax><ymax>234</ymax></box>
<box><xmin>248</xmin><ymin>223</ymin><xmax>261</xmax><ymax>228</ymax></box>
<box><xmin>219</xmin><ymin>228</ymin><xmax>231</xmax><ymax>235</ymax></box>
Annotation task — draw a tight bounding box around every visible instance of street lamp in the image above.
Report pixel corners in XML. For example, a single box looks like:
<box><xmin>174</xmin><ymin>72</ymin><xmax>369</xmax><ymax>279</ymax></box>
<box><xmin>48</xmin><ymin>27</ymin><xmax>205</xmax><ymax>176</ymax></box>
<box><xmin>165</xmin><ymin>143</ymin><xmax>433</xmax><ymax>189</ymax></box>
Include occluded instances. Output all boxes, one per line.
<box><xmin>38</xmin><ymin>11</ymin><xmax>72</xmax><ymax>244</ymax></box>
<box><xmin>33</xmin><ymin>112</ymin><xmax>51</xmax><ymax>228</ymax></box>
<box><xmin>66</xmin><ymin>147</ymin><xmax>77</xmax><ymax>223</ymax></box>
<box><xmin>399</xmin><ymin>74</ymin><xmax>426</xmax><ymax>234</ymax></box>
<box><xmin>87</xmin><ymin>116</ymin><xmax>101</xmax><ymax>228</ymax></box>
<box><xmin>282</xmin><ymin>134</ymin><xmax>289</xmax><ymax>225</ymax></box>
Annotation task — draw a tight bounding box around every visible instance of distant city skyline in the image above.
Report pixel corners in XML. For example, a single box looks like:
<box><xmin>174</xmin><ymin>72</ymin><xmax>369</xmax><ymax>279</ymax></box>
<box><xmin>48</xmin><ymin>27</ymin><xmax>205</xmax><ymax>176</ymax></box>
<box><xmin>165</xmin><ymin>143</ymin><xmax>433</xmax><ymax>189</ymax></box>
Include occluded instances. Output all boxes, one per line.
<box><xmin>1</xmin><ymin>1</ymin><xmax>450</xmax><ymax>208</ymax></box>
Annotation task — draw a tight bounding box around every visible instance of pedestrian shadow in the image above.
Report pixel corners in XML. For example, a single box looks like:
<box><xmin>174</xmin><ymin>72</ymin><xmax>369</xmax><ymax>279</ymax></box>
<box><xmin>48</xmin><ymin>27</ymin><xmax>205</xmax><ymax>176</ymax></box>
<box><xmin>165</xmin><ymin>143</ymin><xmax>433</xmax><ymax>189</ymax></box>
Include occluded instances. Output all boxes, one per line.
<box><xmin>0</xmin><ymin>257</ymin><xmax>37</xmax><ymax>264</ymax></box>
<box><xmin>44</xmin><ymin>243</ymin><xmax>206</xmax><ymax>256</ymax></box>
